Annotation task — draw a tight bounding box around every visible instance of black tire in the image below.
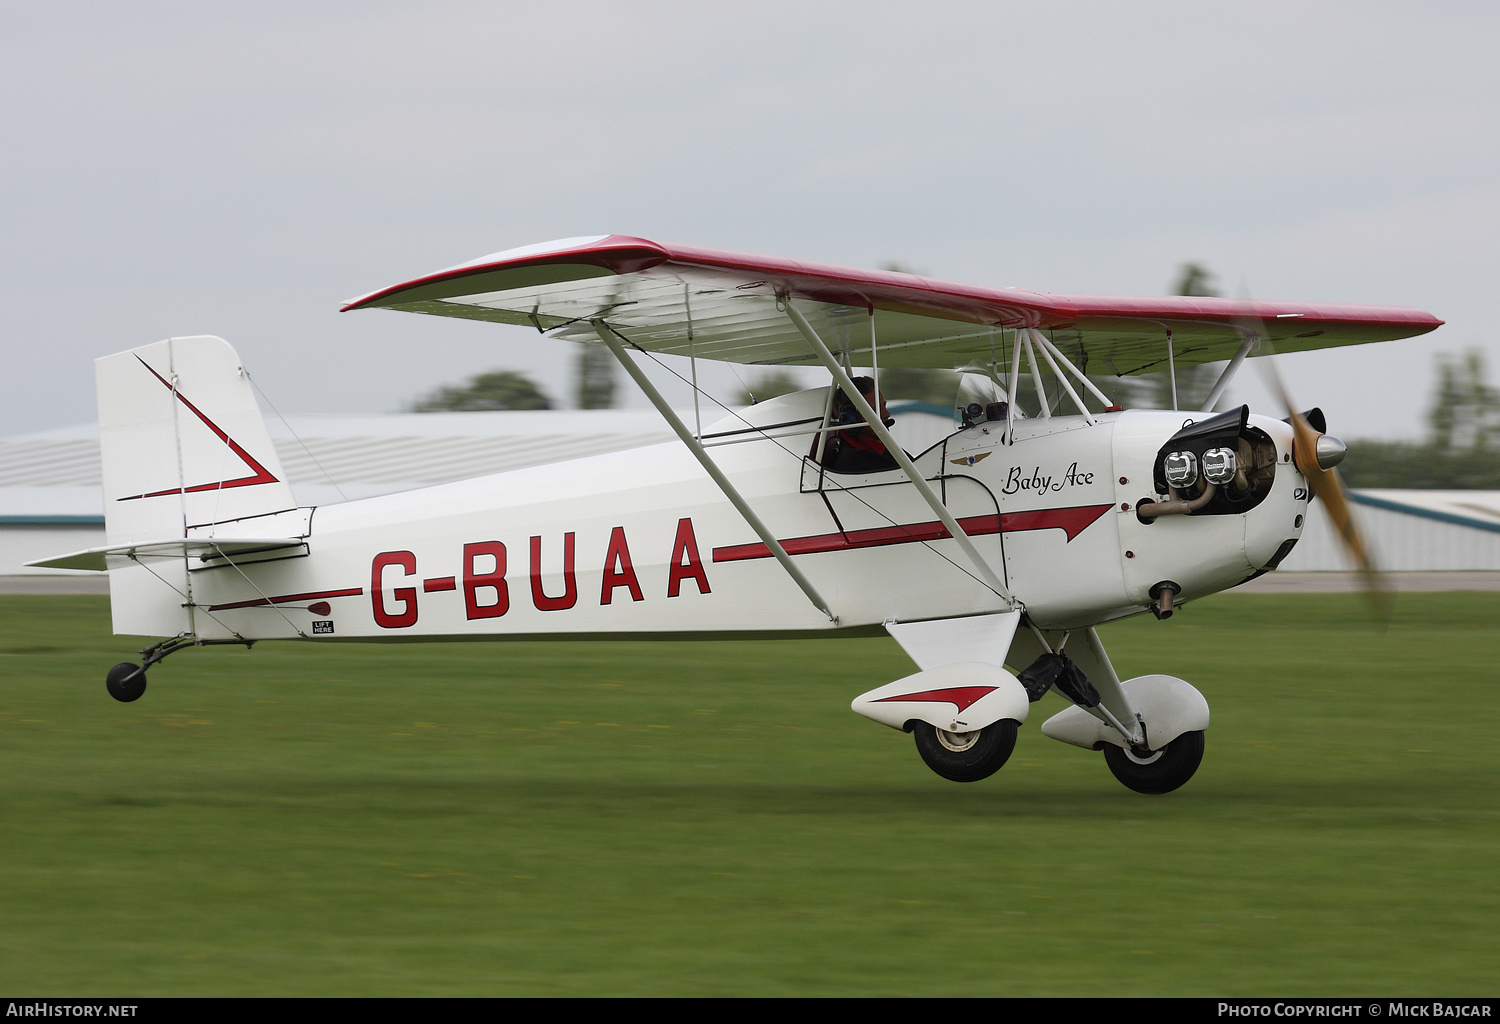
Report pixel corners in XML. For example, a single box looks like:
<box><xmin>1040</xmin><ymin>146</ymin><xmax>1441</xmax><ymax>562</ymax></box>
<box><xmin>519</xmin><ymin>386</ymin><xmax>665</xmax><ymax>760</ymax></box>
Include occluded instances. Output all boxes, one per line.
<box><xmin>912</xmin><ymin>720</ymin><xmax>1018</xmax><ymax>783</ymax></box>
<box><xmin>106</xmin><ymin>662</ymin><xmax>147</xmax><ymax>703</ymax></box>
<box><xmin>1103</xmin><ymin>730</ymin><xmax>1205</xmax><ymax>794</ymax></box>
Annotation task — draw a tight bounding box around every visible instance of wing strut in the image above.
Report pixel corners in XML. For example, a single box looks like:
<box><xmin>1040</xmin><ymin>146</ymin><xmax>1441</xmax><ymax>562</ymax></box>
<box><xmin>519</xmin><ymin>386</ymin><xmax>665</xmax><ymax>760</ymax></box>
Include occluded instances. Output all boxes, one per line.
<box><xmin>1167</xmin><ymin>330</ymin><xmax>1178</xmax><ymax>410</ymax></box>
<box><xmin>1026</xmin><ymin>329</ymin><xmax>1097</xmax><ymax>425</ymax></box>
<box><xmin>782</xmin><ymin>301</ymin><xmax>1015</xmax><ymax>608</ymax></box>
<box><xmin>1022</xmin><ymin>332</ymin><xmax>1050</xmax><ymax>417</ymax></box>
<box><xmin>591</xmin><ymin>320</ymin><xmax>838</xmax><ymax>624</ymax></box>
<box><xmin>1200</xmin><ymin>334</ymin><xmax>1257</xmax><ymax>412</ymax></box>
<box><xmin>1028</xmin><ymin>329</ymin><xmax>1114</xmax><ymax>415</ymax></box>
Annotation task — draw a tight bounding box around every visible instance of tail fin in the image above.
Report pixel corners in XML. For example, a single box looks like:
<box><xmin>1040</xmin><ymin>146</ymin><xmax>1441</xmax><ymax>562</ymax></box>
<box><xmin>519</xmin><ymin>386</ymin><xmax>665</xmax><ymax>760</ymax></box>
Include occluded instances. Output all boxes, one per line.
<box><xmin>98</xmin><ymin>336</ymin><xmax>294</xmax><ymax>544</ymax></box>
<box><xmin>96</xmin><ymin>336</ymin><xmax>294</xmax><ymax>638</ymax></box>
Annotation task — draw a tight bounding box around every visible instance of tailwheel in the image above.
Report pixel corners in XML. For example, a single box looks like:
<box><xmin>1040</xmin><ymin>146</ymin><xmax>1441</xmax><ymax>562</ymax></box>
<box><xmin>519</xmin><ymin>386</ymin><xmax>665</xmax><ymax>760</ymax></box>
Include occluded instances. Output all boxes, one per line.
<box><xmin>912</xmin><ymin>720</ymin><xmax>1018</xmax><ymax>783</ymax></box>
<box><xmin>106</xmin><ymin>662</ymin><xmax>147</xmax><ymax>703</ymax></box>
<box><xmin>1103</xmin><ymin>730</ymin><xmax>1205</xmax><ymax>794</ymax></box>
<box><xmin>98</xmin><ymin>634</ymin><xmax>251</xmax><ymax>704</ymax></box>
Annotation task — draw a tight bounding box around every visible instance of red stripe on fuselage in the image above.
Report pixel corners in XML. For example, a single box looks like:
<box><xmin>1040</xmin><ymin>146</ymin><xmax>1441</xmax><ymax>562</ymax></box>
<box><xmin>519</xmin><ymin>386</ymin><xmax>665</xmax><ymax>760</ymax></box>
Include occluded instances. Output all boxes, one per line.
<box><xmin>710</xmin><ymin>504</ymin><xmax>1111</xmax><ymax>563</ymax></box>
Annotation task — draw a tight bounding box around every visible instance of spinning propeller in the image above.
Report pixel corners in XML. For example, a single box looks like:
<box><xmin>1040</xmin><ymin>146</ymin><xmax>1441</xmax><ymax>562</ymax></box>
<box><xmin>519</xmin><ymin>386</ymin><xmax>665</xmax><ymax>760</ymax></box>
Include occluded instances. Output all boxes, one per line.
<box><xmin>1250</xmin><ymin>322</ymin><xmax>1390</xmax><ymax>620</ymax></box>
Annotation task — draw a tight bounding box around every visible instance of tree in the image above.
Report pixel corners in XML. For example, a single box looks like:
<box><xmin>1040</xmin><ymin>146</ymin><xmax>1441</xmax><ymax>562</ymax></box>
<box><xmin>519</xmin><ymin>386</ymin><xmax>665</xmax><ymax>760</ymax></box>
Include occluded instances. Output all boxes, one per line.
<box><xmin>1104</xmin><ymin>262</ymin><xmax>1226</xmax><ymax>411</ymax></box>
<box><xmin>879</xmin><ymin>367</ymin><xmax>962</xmax><ymax>406</ymax></box>
<box><xmin>1428</xmin><ymin>350</ymin><xmax>1498</xmax><ymax>452</ymax></box>
<box><xmin>1007</xmin><ymin>262</ymin><xmax>1229</xmax><ymax>414</ymax></box>
<box><xmin>737</xmin><ymin>369</ymin><xmax>804</xmax><ymax>405</ymax></box>
<box><xmin>410</xmin><ymin>370</ymin><xmax>553</xmax><ymax>412</ymax></box>
<box><xmin>1341</xmin><ymin>349</ymin><xmax>1500</xmax><ymax>489</ymax></box>
<box><xmin>1172</xmin><ymin>262</ymin><xmax>1218</xmax><ymax>298</ymax></box>
<box><xmin>575</xmin><ymin>345</ymin><xmax>617</xmax><ymax>409</ymax></box>
<box><xmin>739</xmin><ymin>264</ymin><xmax>958</xmax><ymax>410</ymax></box>
<box><xmin>737</xmin><ymin>366</ymin><xmax>967</xmax><ymax>409</ymax></box>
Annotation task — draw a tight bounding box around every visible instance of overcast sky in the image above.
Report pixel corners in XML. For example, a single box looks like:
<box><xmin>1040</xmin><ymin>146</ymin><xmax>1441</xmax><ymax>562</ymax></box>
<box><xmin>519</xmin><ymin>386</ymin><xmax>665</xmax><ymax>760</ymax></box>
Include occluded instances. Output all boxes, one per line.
<box><xmin>3</xmin><ymin>1</ymin><xmax>1495</xmax><ymax>441</ymax></box>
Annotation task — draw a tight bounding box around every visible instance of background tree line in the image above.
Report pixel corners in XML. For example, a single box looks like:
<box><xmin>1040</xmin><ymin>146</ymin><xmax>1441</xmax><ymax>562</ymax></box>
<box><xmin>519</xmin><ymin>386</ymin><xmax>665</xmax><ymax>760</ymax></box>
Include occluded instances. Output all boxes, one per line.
<box><xmin>1340</xmin><ymin>349</ymin><xmax>1500</xmax><ymax>489</ymax></box>
<box><xmin>408</xmin><ymin>347</ymin><xmax>616</xmax><ymax>412</ymax></box>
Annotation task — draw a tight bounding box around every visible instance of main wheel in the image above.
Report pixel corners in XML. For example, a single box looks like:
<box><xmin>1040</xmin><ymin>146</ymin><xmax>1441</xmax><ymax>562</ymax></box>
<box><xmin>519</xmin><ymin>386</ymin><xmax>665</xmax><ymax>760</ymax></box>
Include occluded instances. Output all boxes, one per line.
<box><xmin>912</xmin><ymin>720</ymin><xmax>1018</xmax><ymax>783</ymax></box>
<box><xmin>1103</xmin><ymin>730</ymin><xmax>1204</xmax><ymax>794</ymax></box>
<box><xmin>106</xmin><ymin>662</ymin><xmax>147</xmax><ymax>703</ymax></box>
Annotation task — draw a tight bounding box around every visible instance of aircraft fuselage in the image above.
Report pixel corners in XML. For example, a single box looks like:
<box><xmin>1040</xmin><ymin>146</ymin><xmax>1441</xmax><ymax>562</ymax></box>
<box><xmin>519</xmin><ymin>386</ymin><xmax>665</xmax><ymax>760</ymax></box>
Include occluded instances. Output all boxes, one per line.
<box><xmin>110</xmin><ymin>389</ymin><xmax>1306</xmax><ymax>643</ymax></box>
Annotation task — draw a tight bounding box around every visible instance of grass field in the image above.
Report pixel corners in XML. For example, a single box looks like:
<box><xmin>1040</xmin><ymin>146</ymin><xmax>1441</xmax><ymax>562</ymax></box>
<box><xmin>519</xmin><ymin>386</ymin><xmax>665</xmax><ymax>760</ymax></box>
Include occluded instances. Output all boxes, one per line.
<box><xmin>1</xmin><ymin>592</ymin><xmax>1496</xmax><ymax>996</ymax></box>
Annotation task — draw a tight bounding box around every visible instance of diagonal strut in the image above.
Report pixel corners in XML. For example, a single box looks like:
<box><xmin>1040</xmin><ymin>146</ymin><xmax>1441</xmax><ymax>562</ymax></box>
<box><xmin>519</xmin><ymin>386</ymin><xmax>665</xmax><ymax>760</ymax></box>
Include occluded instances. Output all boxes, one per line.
<box><xmin>782</xmin><ymin>301</ymin><xmax>1014</xmax><ymax>607</ymax></box>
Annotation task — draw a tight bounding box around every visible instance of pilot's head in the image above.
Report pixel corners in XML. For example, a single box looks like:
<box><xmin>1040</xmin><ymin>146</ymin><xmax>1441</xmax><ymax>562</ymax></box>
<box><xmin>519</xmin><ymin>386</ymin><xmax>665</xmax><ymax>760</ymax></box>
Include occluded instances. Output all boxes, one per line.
<box><xmin>846</xmin><ymin>375</ymin><xmax>893</xmax><ymax>426</ymax></box>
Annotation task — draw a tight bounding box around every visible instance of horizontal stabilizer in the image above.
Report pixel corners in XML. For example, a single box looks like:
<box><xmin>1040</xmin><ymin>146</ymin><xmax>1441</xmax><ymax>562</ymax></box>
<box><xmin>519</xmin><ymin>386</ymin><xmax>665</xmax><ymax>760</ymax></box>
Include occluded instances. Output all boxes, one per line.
<box><xmin>27</xmin><ymin>537</ymin><xmax>307</xmax><ymax>572</ymax></box>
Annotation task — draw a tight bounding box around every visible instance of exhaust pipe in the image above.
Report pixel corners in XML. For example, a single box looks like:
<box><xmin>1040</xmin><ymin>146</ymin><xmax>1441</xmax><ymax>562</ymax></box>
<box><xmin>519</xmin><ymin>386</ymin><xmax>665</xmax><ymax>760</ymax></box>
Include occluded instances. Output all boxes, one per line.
<box><xmin>1150</xmin><ymin>581</ymin><xmax>1181</xmax><ymax>620</ymax></box>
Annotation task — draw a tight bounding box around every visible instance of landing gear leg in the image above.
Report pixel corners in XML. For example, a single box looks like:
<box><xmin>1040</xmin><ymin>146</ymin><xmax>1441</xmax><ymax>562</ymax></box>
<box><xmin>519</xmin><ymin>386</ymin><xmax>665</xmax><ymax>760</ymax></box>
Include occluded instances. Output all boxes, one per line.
<box><xmin>102</xmin><ymin>634</ymin><xmax>253</xmax><ymax>703</ymax></box>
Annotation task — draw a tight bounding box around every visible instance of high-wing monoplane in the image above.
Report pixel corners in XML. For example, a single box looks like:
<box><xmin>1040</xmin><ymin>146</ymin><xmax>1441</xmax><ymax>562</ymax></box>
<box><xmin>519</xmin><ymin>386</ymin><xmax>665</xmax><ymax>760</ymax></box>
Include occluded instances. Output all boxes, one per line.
<box><xmin>32</xmin><ymin>235</ymin><xmax>1442</xmax><ymax>792</ymax></box>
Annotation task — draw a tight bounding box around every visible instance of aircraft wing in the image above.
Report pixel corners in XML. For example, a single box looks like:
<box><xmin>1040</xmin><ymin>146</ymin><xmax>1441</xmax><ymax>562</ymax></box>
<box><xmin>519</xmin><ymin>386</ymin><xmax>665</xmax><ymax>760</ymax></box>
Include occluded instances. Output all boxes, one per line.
<box><xmin>342</xmin><ymin>234</ymin><xmax>1442</xmax><ymax>374</ymax></box>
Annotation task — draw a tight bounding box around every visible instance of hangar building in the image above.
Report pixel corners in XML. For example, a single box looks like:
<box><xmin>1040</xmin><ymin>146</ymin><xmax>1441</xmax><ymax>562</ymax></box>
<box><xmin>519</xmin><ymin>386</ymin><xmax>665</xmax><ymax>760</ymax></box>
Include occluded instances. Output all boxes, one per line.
<box><xmin>0</xmin><ymin>403</ymin><xmax>956</xmax><ymax>576</ymax></box>
<box><xmin>4</xmin><ymin>407</ymin><xmax>1496</xmax><ymax>578</ymax></box>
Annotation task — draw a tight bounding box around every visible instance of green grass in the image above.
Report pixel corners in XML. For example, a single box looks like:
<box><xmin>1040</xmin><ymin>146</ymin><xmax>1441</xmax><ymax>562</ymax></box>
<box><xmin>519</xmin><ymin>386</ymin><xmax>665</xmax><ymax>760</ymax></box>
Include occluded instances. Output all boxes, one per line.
<box><xmin>1</xmin><ymin>593</ymin><xmax>1496</xmax><ymax>995</ymax></box>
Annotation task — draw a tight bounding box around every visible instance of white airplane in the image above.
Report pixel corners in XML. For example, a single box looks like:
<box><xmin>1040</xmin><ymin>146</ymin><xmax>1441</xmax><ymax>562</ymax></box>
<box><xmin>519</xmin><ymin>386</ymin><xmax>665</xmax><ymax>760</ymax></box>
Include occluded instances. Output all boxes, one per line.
<box><xmin>32</xmin><ymin>235</ymin><xmax>1441</xmax><ymax>793</ymax></box>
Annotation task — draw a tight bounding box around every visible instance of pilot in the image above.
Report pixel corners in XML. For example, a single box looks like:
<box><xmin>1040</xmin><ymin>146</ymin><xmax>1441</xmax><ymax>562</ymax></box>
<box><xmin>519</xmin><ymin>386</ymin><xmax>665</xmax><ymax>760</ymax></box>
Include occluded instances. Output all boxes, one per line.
<box><xmin>823</xmin><ymin>376</ymin><xmax>901</xmax><ymax>474</ymax></box>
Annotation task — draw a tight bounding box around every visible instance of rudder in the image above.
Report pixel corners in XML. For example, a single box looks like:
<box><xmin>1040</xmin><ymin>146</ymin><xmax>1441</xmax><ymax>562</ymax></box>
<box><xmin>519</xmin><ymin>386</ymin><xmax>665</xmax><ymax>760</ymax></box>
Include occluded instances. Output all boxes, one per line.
<box><xmin>96</xmin><ymin>336</ymin><xmax>294</xmax><ymax>636</ymax></box>
<box><xmin>97</xmin><ymin>336</ymin><xmax>294</xmax><ymax>543</ymax></box>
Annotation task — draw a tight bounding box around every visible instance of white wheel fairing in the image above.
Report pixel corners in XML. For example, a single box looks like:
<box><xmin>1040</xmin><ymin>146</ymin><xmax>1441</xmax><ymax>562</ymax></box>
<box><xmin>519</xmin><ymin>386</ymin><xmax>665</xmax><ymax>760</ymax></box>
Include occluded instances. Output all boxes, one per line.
<box><xmin>851</xmin><ymin>662</ymin><xmax>1030</xmax><ymax>733</ymax></box>
<box><xmin>1040</xmin><ymin>674</ymin><xmax>1209</xmax><ymax>751</ymax></box>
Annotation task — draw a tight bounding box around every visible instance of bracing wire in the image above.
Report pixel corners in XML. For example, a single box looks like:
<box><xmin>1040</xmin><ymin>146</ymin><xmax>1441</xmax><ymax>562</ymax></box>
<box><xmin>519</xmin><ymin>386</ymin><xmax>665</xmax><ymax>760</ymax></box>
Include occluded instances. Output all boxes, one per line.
<box><xmin>128</xmin><ymin>555</ymin><xmax>246</xmax><ymax>640</ymax></box>
<box><xmin>246</xmin><ymin>370</ymin><xmax>349</xmax><ymax>503</ymax></box>
<box><xmin>207</xmin><ymin>543</ymin><xmax>311</xmax><ymax>638</ymax></box>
